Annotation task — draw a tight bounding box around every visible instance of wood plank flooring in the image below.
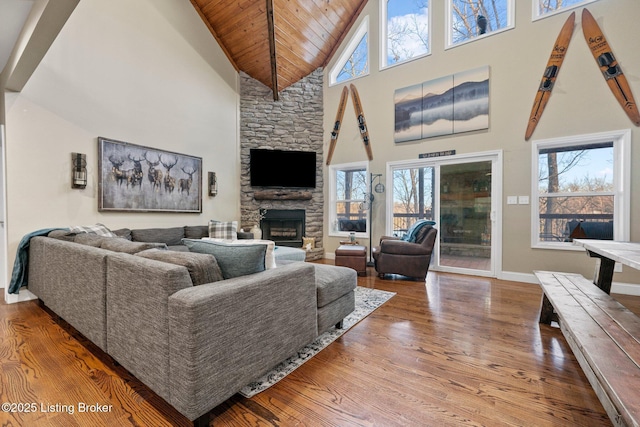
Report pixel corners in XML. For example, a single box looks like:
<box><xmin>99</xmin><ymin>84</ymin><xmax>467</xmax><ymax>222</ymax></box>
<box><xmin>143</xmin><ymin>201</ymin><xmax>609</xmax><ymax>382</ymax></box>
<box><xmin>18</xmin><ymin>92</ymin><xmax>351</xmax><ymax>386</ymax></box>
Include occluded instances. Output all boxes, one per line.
<box><xmin>2</xmin><ymin>264</ymin><xmax>636</xmax><ymax>426</ymax></box>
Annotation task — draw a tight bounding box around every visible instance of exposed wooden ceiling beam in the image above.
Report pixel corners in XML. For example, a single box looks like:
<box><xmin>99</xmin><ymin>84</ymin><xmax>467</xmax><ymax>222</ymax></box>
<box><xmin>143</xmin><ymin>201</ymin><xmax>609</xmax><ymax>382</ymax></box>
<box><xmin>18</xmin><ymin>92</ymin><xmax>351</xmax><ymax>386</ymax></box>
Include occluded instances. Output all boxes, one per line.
<box><xmin>266</xmin><ymin>0</ymin><xmax>279</xmax><ymax>101</ymax></box>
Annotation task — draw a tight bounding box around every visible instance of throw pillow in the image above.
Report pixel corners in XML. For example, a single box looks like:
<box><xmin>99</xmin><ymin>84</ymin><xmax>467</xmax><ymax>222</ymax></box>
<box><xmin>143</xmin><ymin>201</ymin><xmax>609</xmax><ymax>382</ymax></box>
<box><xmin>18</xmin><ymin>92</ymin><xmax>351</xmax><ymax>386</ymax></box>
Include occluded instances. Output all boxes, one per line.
<box><xmin>100</xmin><ymin>239</ymin><xmax>167</xmax><ymax>254</ymax></box>
<box><xmin>205</xmin><ymin>238</ymin><xmax>277</xmax><ymax>269</ymax></box>
<box><xmin>74</xmin><ymin>233</ymin><xmax>116</xmax><ymax>247</ymax></box>
<box><xmin>135</xmin><ymin>249</ymin><xmax>224</xmax><ymax>286</ymax></box>
<box><xmin>402</xmin><ymin>220</ymin><xmax>436</xmax><ymax>243</ymax></box>
<box><xmin>208</xmin><ymin>220</ymin><xmax>238</xmax><ymax>240</ymax></box>
<box><xmin>182</xmin><ymin>238</ymin><xmax>266</xmax><ymax>279</ymax></box>
<box><xmin>47</xmin><ymin>229</ymin><xmax>76</xmax><ymax>242</ymax></box>
<box><xmin>69</xmin><ymin>223</ymin><xmax>118</xmax><ymax>237</ymax></box>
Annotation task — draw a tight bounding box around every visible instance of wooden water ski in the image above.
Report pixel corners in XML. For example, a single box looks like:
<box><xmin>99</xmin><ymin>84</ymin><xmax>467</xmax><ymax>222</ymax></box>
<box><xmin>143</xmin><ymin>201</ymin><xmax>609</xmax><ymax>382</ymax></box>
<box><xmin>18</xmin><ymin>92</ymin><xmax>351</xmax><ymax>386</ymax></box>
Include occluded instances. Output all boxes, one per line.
<box><xmin>582</xmin><ymin>8</ymin><xmax>640</xmax><ymax>126</ymax></box>
<box><xmin>524</xmin><ymin>12</ymin><xmax>575</xmax><ymax>141</ymax></box>
<box><xmin>349</xmin><ymin>84</ymin><xmax>373</xmax><ymax>161</ymax></box>
<box><xmin>326</xmin><ymin>86</ymin><xmax>349</xmax><ymax>166</ymax></box>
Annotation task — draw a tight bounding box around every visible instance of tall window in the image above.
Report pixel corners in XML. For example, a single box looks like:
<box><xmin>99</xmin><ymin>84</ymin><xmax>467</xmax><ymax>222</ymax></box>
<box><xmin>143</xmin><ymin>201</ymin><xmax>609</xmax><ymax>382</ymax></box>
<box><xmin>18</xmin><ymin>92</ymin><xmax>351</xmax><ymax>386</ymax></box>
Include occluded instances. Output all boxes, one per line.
<box><xmin>531</xmin><ymin>130</ymin><xmax>630</xmax><ymax>249</ymax></box>
<box><xmin>330</xmin><ymin>17</ymin><xmax>369</xmax><ymax>85</ymax></box>
<box><xmin>447</xmin><ymin>0</ymin><xmax>514</xmax><ymax>48</ymax></box>
<box><xmin>534</xmin><ymin>0</ymin><xmax>601</xmax><ymax>20</ymax></box>
<box><xmin>380</xmin><ymin>0</ymin><xmax>430</xmax><ymax>69</ymax></box>
<box><xmin>329</xmin><ymin>162</ymin><xmax>369</xmax><ymax>236</ymax></box>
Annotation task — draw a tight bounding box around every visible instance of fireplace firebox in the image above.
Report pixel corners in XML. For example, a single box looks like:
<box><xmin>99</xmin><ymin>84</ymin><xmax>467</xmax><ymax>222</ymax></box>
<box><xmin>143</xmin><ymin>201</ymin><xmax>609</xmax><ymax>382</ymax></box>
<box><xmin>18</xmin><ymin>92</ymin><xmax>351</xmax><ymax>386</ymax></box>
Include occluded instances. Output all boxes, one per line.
<box><xmin>260</xmin><ymin>209</ymin><xmax>305</xmax><ymax>248</ymax></box>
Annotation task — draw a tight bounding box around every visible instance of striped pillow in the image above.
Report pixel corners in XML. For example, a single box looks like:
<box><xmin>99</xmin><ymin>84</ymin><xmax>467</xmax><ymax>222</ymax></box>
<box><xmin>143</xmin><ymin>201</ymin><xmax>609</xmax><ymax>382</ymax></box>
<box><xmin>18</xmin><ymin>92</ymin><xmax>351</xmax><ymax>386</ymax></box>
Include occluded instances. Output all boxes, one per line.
<box><xmin>69</xmin><ymin>223</ymin><xmax>117</xmax><ymax>237</ymax></box>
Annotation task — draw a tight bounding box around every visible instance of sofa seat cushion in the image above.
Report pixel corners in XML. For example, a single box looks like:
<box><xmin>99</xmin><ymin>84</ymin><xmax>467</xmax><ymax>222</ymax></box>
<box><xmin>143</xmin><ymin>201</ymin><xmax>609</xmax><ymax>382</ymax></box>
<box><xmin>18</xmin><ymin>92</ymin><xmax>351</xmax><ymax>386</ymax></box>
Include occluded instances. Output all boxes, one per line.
<box><xmin>313</xmin><ymin>264</ymin><xmax>357</xmax><ymax>308</ymax></box>
<box><xmin>100</xmin><ymin>239</ymin><xmax>167</xmax><ymax>254</ymax></box>
<box><xmin>136</xmin><ymin>249</ymin><xmax>223</xmax><ymax>286</ymax></box>
<box><xmin>131</xmin><ymin>227</ymin><xmax>185</xmax><ymax>246</ymax></box>
<box><xmin>182</xmin><ymin>239</ymin><xmax>267</xmax><ymax>279</ymax></box>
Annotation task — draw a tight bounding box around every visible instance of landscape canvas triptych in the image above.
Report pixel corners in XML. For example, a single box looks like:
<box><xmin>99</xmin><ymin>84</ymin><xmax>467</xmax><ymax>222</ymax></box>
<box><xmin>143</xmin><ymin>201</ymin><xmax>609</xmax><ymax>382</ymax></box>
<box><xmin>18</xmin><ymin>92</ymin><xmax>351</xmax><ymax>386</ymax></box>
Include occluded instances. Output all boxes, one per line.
<box><xmin>394</xmin><ymin>66</ymin><xmax>490</xmax><ymax>143</ymax></box>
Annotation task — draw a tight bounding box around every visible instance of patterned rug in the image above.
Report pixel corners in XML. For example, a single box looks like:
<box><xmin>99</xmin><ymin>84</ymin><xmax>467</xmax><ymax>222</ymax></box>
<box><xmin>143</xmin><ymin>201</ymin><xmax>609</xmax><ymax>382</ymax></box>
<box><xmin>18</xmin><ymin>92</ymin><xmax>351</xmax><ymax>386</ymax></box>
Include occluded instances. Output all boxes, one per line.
<box><xmin>238</xmin><ymin>286</ymin><xmax>396</xmax><ymax>397</ymax></box>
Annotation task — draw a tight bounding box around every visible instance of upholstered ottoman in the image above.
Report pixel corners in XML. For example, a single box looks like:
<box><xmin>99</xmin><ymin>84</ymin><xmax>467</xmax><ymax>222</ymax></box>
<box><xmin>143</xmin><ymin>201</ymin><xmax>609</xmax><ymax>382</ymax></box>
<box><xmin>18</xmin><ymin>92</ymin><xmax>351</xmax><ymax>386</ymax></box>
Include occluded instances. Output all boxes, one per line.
<box><xmin>335</xmin><ymin>245</ymin><xmax>367</xmax><ymax>276</ymax></box>
<box><xmin>312</xmin><ymin>264</ymin><xmax>357</xmax><ymax>334</ymax></box>
<box><xmin>275</xmin><ymin>261</ymin><xmax>357</xmax><ymax>334</ymax></box>
<box><xmin>274</xmin><ymin>246</ymin><xmax>306</xmax><ymax>262</ymax></box>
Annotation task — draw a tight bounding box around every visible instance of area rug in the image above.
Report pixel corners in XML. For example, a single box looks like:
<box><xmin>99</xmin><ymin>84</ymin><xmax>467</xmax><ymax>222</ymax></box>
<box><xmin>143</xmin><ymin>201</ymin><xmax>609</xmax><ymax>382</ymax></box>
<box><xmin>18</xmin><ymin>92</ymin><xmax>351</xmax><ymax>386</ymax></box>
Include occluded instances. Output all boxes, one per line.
<box><xmin>239</xmin><ymin>286</ymin><xmax>396</xmax><ymax>397</ymax></box>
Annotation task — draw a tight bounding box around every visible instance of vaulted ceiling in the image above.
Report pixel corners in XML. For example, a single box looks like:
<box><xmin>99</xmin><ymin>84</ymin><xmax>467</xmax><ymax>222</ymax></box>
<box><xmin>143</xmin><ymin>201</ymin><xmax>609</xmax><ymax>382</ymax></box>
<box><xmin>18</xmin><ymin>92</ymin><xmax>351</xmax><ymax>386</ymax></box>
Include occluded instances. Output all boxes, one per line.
<box><xmin>189</xmin><ymin>0</ymin><xmax>367</xmax><ymax>99</ymax></box>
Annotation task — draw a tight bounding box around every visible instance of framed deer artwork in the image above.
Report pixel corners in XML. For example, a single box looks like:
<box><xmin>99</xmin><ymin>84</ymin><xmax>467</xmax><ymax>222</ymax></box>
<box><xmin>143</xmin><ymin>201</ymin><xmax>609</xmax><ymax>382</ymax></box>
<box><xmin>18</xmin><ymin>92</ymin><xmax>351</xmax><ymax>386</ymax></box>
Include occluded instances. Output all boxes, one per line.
<box><xmin>98</xmin><ymin>137</ymin><xmax>202</xmax><ymax>213</ymax></box>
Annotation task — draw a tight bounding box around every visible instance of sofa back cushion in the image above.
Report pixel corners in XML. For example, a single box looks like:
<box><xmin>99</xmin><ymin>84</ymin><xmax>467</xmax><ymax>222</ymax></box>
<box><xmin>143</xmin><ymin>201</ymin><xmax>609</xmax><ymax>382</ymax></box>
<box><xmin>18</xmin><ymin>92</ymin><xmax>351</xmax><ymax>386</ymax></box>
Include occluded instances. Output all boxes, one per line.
<box><xmin>131</xmin><ymin>227</ymin><xmax>185</xmax><ymax>246</ymax></box>
<box><xmin>184</xmin><ymin>225</ymin><xmax>209</xmax><ymax>239</ymax></box>
<box><xmin>136</xmin><ymin>249</ymin><xmax>223</xmax><ymax>286</ymax></box>
<box><xmin>182</xmin><ymin>238</ymin><xmax>266</xmax><ymax>279</ymax></box>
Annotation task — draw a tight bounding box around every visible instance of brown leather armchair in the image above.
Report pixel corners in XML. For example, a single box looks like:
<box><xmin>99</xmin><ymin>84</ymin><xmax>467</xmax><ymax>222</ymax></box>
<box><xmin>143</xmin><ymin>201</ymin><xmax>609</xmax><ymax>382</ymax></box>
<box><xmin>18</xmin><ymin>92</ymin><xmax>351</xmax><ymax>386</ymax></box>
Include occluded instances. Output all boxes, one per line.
<box><xmin>372</xmin><ymin>224</ymin><xmax>437</xmax><ymax>280</ymax></box>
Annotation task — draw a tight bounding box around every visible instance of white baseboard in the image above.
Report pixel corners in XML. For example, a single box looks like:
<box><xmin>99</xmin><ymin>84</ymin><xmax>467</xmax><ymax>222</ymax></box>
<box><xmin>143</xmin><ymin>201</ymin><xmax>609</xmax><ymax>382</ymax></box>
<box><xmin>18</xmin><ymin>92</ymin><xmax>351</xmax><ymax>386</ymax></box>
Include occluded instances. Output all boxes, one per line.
<box><xmin>4</xmin><ymin>288</ymin><xmax>37</xmax><ymax>304</ymax></box>
<box><xmin>611</xmin><ymin>282</ymin><xmax>640</xmax><ymax>296</ymax></box>
<box><xmin>498</xmin><ymin>271</ymin><xmax>539</xmax><ymax>284</ymax></box>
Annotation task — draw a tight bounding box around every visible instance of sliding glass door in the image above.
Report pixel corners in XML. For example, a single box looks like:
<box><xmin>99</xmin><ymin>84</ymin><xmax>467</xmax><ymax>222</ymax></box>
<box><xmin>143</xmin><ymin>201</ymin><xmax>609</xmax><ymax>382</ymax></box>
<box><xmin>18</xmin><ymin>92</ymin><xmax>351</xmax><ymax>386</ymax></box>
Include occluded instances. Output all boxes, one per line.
<box><xmin>387</xmin><ymin>152</ymin><xmax>500</xmax><ymax>277</ymax></box>
<box><xmin>439</xmin><ymin>161</ymin><xmax>492</xmax><ymax>272</ymax></box>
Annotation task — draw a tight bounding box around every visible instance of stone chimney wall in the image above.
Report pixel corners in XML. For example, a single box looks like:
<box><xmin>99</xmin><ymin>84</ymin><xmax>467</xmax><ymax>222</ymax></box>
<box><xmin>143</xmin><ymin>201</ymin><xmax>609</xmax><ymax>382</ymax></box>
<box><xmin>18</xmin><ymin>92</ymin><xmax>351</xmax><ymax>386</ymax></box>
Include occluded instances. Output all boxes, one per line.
<box><xmin>239</xmin><ymin>69</ymin><xmax>324</xmax><ymax>256</ymax></box>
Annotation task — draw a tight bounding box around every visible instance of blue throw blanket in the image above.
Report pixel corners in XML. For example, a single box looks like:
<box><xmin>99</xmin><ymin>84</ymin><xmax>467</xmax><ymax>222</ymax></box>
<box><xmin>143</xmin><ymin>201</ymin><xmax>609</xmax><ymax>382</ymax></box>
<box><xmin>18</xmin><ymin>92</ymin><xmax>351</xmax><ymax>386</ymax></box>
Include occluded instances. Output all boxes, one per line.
<box><xmin>8</xmin><ymin>228</ymin><xmax>67</xmax><ymax>294</ymax></box>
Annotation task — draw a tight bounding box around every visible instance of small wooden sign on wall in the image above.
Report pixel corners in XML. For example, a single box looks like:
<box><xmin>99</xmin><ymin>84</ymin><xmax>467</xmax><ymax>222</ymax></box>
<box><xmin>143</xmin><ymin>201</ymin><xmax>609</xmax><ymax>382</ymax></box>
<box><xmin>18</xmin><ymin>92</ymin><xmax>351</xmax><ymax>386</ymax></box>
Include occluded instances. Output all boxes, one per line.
<box><xmin>419</xmin><ymin>149</ymin><xmax>456</xmax><ymax>159</ymax></box>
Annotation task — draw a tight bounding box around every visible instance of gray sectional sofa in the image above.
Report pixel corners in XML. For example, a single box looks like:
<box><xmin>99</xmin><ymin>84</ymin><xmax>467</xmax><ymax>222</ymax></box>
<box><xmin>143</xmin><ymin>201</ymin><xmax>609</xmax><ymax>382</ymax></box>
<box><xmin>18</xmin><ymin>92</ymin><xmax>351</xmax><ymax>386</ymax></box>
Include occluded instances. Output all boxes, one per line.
<box><xmin>26</xmin><ymin>226</ymin><xmax>356</xmax><ymax>423</ymax></box>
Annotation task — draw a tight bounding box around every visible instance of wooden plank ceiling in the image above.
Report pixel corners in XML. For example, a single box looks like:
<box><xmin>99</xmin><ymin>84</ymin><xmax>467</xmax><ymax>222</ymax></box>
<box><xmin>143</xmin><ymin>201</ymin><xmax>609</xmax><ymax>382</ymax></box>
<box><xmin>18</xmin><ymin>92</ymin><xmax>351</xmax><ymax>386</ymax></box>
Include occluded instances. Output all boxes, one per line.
<box><xmin>190</xmin><ymin>0</ymin><xmax>367</xmax><ymax>99</ymax></box>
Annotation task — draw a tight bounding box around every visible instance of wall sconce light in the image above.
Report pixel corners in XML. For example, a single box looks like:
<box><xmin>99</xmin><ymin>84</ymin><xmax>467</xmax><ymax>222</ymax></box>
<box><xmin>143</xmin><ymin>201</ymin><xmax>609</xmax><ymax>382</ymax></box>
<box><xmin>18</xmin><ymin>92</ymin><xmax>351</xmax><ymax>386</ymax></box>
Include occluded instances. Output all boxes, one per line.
<box><xmin>71</xmin><ymin>152</ymin><xmax>87</xmax><ymax>189</ymax></box>
<box><xmin>208</xmin><ymin>172</ymin><xmax>217</xmax><ymax>197</ymax></box>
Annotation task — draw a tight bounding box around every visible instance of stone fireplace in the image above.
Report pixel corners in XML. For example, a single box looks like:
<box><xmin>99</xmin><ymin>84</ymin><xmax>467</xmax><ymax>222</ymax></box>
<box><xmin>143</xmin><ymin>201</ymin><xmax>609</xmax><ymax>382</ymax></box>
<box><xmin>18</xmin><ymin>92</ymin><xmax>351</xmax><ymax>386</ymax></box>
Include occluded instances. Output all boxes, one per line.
<box><xmin>239</xmin><ymin>68</ymin><xmax>324</xmax><ymax>261</ymax></box>
<box><xmin>261</xmin><ymin>209</ymin><xmax>305</xmax><ymax>248</ymax></box>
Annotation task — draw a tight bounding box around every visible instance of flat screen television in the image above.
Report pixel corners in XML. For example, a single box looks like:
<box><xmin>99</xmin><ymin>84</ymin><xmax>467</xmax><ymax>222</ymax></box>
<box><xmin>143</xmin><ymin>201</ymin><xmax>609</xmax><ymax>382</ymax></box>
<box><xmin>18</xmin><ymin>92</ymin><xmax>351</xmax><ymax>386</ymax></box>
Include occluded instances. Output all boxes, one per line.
<box><xmin>250</xmin><ymin>149</ymin><xmax>316</xmax><ymax>188</ymax></box>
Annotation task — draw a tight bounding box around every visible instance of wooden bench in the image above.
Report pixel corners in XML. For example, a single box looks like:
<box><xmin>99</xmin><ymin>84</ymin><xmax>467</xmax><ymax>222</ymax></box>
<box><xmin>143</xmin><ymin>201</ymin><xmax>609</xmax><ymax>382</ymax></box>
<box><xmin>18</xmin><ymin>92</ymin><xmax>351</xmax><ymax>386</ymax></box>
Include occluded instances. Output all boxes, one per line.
<box><xmin>535</xmin><ymin>271</ymin><xmax>640</xmax><ymax>427</ymax></box>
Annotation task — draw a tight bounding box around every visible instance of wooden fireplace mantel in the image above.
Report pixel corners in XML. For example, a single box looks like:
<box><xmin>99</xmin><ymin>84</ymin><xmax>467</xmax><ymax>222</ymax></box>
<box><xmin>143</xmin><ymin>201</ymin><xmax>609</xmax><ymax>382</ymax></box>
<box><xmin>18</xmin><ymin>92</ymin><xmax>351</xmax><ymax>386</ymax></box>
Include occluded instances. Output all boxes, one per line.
<box><xmin>253</xmin><ymin>190</ymin><xmax>313</xmax><ymax>200</ymax></box>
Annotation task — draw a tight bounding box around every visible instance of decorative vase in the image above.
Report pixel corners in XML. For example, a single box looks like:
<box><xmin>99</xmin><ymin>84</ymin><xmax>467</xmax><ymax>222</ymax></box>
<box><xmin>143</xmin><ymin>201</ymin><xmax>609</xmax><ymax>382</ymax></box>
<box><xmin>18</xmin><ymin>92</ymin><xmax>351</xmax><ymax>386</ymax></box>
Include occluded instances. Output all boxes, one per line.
<box><xmin>250</xmin><ymin>225</ymin><xmax>262</xmax><ymax>240</ymax></box>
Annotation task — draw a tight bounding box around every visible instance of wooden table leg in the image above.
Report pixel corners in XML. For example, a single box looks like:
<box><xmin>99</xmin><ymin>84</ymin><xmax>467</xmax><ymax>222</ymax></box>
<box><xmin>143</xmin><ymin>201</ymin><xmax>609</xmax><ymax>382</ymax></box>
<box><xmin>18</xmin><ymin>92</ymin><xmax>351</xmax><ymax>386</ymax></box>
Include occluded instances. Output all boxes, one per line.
<box><xmin>587</xmin><ymin>250</ymin><xmax>615</xmax><ymax>294</ymax></box>
<box><xmin>539</xmin><ymin>294</ymin><xmax>555</xmax><ymax>325</ymax></box>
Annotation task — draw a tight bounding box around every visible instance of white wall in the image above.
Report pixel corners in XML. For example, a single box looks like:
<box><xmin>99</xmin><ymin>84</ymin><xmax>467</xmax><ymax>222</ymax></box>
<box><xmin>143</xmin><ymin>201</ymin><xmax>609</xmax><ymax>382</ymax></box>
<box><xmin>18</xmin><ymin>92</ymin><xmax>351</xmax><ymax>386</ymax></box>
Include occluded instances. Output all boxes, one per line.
<box><xmin>4</xmin><ymin>0</ymin><xmax>240</xmax><ymax>281</ymax></box>
<box><xmin>323</xmin><ymin>0</ymin><xmax>640</xmax><ymax>286</ymax></box>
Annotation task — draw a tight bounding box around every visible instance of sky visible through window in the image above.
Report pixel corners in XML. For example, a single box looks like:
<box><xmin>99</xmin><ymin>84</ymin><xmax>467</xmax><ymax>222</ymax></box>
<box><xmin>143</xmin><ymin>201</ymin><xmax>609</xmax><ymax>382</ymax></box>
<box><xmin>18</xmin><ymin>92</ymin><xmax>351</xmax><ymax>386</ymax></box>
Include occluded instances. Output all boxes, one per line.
<box><xmin>385</xmin><ymin>0</ymin><xmax>429</xmax><ymax>66</ymax></box>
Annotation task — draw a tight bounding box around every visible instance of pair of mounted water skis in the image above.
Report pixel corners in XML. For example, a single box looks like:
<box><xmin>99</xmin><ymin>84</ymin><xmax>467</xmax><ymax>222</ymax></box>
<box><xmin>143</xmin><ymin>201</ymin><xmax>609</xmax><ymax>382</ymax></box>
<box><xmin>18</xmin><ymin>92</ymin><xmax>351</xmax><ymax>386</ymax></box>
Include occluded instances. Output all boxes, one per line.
<box><xmin>326</xmin><ymin>84</ymin><xmax>373</xmax><ymax>165</ymax></box>
<box><xmin>525</xmin><ymin>8</ymin><xmax>640</xmax><ymax>141</ymax></box>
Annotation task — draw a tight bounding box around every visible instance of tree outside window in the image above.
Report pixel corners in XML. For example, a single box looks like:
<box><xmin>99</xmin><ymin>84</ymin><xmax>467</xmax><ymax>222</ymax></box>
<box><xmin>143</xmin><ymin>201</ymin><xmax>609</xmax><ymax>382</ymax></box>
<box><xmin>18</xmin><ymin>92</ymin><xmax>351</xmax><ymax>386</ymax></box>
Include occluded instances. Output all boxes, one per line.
<box><xmin>448</xmin><ymin>0</ymin><xmax>513</xmax><ymax>47</ymax></box>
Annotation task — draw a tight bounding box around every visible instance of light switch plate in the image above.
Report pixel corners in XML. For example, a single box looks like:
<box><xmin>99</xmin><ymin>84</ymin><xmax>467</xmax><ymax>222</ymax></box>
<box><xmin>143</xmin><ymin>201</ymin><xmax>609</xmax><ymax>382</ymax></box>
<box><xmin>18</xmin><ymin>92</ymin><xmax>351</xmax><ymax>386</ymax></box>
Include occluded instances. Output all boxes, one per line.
<box><xmin>518</xmin><ymin>196</ymin><xmax>530</xmax><ymax>205</ymax></box>
<box><xmin>507</xmin><ymin>196</ymin><xmax>518</xmax><ymax>205</ymax></box>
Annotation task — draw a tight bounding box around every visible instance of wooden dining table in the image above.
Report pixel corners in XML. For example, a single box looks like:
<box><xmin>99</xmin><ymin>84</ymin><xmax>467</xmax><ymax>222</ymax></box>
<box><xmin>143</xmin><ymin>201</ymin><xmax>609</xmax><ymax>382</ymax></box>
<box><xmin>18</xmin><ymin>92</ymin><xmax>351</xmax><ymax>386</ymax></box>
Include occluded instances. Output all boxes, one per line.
<box><xmin>573</xmin><ymin>239</ymin><xmax>640</xmax><ymax>294</ymax></box>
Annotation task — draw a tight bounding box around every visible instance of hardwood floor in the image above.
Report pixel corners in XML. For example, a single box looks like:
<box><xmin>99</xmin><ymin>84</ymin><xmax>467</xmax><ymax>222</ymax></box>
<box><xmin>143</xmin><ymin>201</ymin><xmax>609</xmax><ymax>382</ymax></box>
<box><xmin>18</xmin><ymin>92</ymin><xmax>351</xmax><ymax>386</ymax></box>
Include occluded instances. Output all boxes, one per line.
<box><xmin>2</xmin><ymin>264</ymin><xmax>634</xmax><ymax>426</ymax></box>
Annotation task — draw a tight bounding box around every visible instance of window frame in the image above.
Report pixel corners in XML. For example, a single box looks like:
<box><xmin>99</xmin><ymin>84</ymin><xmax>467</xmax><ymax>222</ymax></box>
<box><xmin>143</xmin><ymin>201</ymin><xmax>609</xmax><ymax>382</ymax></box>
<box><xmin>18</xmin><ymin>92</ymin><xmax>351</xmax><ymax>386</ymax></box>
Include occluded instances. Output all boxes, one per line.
<box><xmin>379</xmin><ymin>0</ymin><xmax>432</xmax><ymax>71</ymax></box>
<box><xmin>329</xmin><ymin>161</ymin><xmax>370</xmax><ymax>238</ymax></box>
<box><xmin>445</xmin><ymin>0</ymin><xmax>515</xmax><ymax>50</ymax></box>
<box><xmin>530</xmin><ymin>129</ymin><xmax>630</xmax><ymax>250</ymax></box>
<box><xmin>329</xmin><ymin>16</ymin><xmax>369</xmax><ymax>86</ymax></box>
<box><xmin>532</xmin><ymin>0</ymin><xmax>601</xmax><ymax>22</ymax></box>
